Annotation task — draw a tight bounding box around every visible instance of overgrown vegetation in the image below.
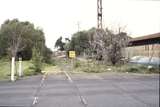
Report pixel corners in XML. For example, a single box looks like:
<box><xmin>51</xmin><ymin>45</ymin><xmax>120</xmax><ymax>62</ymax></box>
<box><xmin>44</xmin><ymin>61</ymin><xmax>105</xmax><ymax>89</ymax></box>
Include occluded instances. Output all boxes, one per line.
<box><xmin>55</xmin><ymin>27</ymin><xmax>130</xmax><ymax>65</ymax></box>
<box><xmin>117</xmin><ymin>64</ymin><xmax>159</xmax><ymax>74</ymax></box>
<box><xmin>31</xmin><ymin>47</ymin><xmax>43</xmax><ymax>73</ymax></box>
<box><xmin>54</xmin><ymin>27</ymin><xmax>160</xmax><ymax>74</ymax></box>
<box><xmin>56</xmin><ymin>58</ymin><xmax>159</xmax><ymax>74</ymax></box>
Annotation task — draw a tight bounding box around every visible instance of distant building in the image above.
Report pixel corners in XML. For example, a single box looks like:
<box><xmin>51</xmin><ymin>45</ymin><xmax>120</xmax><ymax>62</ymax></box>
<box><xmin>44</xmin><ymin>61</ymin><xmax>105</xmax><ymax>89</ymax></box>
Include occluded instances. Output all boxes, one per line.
<box><xmin>125</xmin><ymin>32</ymin><xmax>160</xmax><ymax>58</ymax></box>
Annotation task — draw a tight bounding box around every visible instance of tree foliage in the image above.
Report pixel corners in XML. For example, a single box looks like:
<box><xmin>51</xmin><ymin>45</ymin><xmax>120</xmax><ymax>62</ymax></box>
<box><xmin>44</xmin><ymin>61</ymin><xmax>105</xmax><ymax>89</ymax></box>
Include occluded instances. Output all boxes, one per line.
<box><xmin>0</xmin><ymin>19</ymin><xmax>52</xmax><ymax>61</ymax></box>
<box><xmin>106</xmin><ymin>31</ymin><xmax>129</xmax><ymax>65</ymax></box>
<box><xmin>32</xmin><ymin>46</ymin><xmax>43</xmax><ymax>73</ymax></box>
<box><xmin>63</xmin><ymin>27</ymin><xmax>130</xmax><ymax>65</ymax></box>
<box><xmin>67</xmin><ymin>31</ymin><xmax>90</xmax><ymax>55</ymax></box>
<box><xmin>0</xmin><ymin>19</ymin><xmax>53</xmax><ymax>64</ymax></box>
<box><xmin>90</xmin><ymin>28</ymin><xmax>130</xmax><ymax>65</ymax></box>
<box><xmin>55</xmin><ymin>36</ymin><xmax>65</xmax><ymax>51</ymax></box>
<box><xmin>0</xmin><ymin>33</ymin><xmax>8</xmax><ymax>57</ymax></box>
<box><xmin>0</xmin><ymin>19</ymin><xmax>34</xmax><ymax>58</ymax></box>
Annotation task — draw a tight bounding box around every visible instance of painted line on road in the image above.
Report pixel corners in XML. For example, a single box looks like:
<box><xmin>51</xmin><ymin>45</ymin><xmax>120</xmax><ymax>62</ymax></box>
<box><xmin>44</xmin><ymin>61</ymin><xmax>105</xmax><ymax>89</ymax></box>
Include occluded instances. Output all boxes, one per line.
<box><xmin>32</xmin><ymin>73</ymin><xmax>47</xmax><ymax>106</ymax></box>
<box><xmin>63</xmin><ymin>70</ymin><xmax>73</xmax><ymax>83</ymax></box>
<box><xmin>79</xmin><ymin>92</ymin><xmax>88</xmax><ymax>106</ymax></box>
<box><xmin>63</xmin><ymin>70</ymin><xmax>88</xmax><ymax>107</ymax></box>
<box><xmin>32</xmin><ymin>97</ymin><xmax>38</xmax><ymax>105</ymax></box>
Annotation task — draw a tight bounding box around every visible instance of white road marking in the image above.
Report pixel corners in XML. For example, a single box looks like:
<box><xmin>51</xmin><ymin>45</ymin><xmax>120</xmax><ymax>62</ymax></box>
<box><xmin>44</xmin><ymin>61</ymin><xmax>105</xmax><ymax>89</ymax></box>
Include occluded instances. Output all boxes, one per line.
<box><xmin>32</xmin><ymin>73</ymin><xmax>47</xmax><ymax>106</ymax></box>
<box><xmin>32</xmin><ymin>97</ymin><xmax>38</xmax><ymax>105</ymax></box>
<box><xmin>80</xmin><ymin>95</ymin><xmax>88</xmax><ymax>106</ymax></box>
<box><xmin>63</xmin><ymin>71</ymin><xmax>73</xmax><ymax>83</ymax></box>
<box><xmin>63</xmin><ymin>70</ymin><xmax>88</xmax><ymax>107</ymax></box>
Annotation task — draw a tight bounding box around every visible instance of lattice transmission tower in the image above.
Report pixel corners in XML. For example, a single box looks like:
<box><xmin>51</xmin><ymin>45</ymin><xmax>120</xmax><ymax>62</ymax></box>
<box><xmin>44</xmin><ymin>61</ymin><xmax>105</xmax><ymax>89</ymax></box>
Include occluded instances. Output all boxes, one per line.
<box><xmin>97</xmin><ymin>0</ymin><xmax>103</xmax><ymax>29</ymax></box>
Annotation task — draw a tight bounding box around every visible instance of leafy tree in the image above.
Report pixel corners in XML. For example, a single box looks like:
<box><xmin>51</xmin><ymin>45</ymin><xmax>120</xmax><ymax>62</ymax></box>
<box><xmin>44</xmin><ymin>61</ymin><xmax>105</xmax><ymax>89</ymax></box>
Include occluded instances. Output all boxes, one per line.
<box><xmin>0</xmin><ymin>19</ymin><xmax>35</xmax><ymax>81</ymax></box>
<box><xmin>0</xmin><ymin>33</ymin><xmax>8</xmax><ymax>57</ymax></box>
<box><xmin>0</xmin><ymin>19</ymin><xmax>47</xmax><ymax>60</ymax></box>
<box><xmin>55</xmin><ymin>36</ymin><xmax>65</xmax><ymax>51</ymax></box>
<box><xmin>66</xmin><ymin>27</ymin><xmax>130</xmax><ymax>65</ymax></box>
<box><xmin>0</xmin><ymin>19</ymin><xmax>49</xmax><ymax>80</ymax></box>
<box><xmin>43</xmin><ymin>46</ymin><xmax>53</xmax><ymax>64</ymax></box>
<box><xmin>0</xmin><ymin>19</ymin><xmax>35</xmax><ymax>58</ymax></box>
<box><xmin>69</xmin><ymin>31</ymin><xmax>90</xmax><ymax>55</ymax></box>
<box><xmin>65</xmin><ymin>38</ymin><xmax>70</xmax><ymax>42</ymax></box>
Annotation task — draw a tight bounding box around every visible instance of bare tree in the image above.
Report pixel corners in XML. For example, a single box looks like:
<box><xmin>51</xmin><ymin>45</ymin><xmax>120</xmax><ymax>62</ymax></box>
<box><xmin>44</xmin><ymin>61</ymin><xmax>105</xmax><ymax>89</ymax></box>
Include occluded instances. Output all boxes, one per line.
<box><xmin>89</xmin><ymin>27</ymin><xmax>130</xmax><ymax>65</ymax></box>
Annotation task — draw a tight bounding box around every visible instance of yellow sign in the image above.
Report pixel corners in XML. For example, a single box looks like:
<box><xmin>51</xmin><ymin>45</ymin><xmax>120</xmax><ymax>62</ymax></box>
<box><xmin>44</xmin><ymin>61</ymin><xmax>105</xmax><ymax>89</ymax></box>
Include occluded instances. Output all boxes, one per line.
<box><xmin>69</xmin><ymin>51</ymin><xmax>76</xmax><ymax>58</ymax></box>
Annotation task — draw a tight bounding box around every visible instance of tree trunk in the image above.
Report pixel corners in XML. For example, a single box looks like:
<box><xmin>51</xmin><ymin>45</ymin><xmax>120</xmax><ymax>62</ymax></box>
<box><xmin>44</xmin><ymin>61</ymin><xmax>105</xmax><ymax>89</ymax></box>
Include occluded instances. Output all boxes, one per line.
<box><xmin>11</xmin><ymin>57</ymin><xmax>15</xmax><ymax>82</ymax></box>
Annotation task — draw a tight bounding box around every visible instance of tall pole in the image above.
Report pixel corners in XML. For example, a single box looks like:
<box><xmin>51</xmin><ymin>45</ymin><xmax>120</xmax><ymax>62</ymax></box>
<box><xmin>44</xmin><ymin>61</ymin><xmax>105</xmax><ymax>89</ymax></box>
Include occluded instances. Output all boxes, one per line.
<box><xmin>97</xmin><ymin>0</ymin><xmax>103</xmax><ymax>29</ymax></box>
<box><xmin>77</xmin><ymin>21</ymin><xmax>80</xmax><ymax>32</ymax></box>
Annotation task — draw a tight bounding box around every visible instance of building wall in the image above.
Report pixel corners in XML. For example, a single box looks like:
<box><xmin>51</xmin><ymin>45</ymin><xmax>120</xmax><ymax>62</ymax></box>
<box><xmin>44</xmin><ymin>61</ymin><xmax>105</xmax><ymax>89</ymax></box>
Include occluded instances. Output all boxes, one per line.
<box><xmin>125</xmin><ymin>44</ymin><xmax>160</xmax><ymax>58</ymax></box>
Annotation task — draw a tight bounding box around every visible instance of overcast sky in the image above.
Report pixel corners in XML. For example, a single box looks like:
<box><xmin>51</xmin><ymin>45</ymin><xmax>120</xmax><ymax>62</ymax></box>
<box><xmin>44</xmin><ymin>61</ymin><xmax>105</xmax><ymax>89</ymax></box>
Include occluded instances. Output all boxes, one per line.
<box><xmin>0</xmin><ymin>0</ymin><xmax>160</xmax><ymax>50</ymax></box>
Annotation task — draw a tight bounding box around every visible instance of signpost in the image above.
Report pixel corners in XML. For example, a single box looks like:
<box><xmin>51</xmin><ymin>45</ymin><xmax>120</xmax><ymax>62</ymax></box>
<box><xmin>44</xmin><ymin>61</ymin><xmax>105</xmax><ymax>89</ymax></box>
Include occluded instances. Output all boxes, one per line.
<box><xmin>69</xmin><ymin>51</ymin><xmax>76</xmax><ymax>69</ymax></box>
<box><xmin>69</xmin><ymin>51</ymin><xmax>76</xmax><ymax>58</ymax></box>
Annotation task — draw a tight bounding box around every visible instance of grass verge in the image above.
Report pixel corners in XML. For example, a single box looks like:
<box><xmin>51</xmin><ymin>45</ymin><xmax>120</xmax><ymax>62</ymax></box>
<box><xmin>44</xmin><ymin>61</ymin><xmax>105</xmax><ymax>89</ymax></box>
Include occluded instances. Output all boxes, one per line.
<box><xmin>0</xmin><ymin>59</ymin><xmax>56</xmax><ymax>80</ymax></box>
<box><xmin>63</xmin><ymin>58</ymin><xmax>160</xmax><ymax>74</ymax></box>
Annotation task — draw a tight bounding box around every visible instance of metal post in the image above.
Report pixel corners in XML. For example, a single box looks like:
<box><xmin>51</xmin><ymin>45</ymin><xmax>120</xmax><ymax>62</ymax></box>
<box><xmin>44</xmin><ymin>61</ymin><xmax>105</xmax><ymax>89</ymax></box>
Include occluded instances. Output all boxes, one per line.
<box><xmin>11</xmin><ymin>57</ymin><xmax>15</xmax><ymax>82</ymax></box>
<box><xmin>18</xmin><ymin>57</ymin><xmax>23</xmax><ymax>77</ymax></box>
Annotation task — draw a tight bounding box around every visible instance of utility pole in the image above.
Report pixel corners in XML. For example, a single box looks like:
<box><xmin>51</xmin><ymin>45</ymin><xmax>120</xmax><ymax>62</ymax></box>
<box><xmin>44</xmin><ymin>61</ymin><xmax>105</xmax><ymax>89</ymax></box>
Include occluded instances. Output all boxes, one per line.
<box><xmin>97</xmin><ymin>0</ymin><xmax>103</xmax><ymax>29</ymax></box>
<box><xmin>77</xmin><ymin>21</ymin><xmax>80</xmax><ymax>32</ymax></box>
<box><xmin>97</xmin><ymin>0</ymin><xmax>102</xmax><ymax>29</ymax></box>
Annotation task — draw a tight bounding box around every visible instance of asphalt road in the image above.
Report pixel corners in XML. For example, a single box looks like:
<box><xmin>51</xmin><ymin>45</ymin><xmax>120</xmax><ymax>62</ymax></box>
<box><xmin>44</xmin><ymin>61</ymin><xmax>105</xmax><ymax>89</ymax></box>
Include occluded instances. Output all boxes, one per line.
<box><xmin>0</xmin><ymin>73</ymin><xmax>159</xmax><ymax>107</ymax></box>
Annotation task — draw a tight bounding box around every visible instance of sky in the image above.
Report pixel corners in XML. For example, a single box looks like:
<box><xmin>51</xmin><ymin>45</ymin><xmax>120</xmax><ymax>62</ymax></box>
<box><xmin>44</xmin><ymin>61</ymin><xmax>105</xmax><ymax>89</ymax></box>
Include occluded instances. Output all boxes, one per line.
<box><xmin>0</xmin><ymin>0</ymin><xmax>160</xmax><ymax>50</ymax></box>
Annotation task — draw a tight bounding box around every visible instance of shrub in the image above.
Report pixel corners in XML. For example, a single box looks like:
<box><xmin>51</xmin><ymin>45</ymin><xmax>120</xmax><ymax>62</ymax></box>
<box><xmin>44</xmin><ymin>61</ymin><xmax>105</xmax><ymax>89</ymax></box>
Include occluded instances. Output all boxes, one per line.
<box><xmin>120</xmin><ymin>64</ymin><xmax>159</xmax><ymax>74</ymax></box>
<box><xmin>43</xmin><ymin>47</ymin><xmax>54</xmax><ymax>64</ymax></box>
<box><xmin>24</xmin><ymin>66</ymin><xmax>38</xmax><ymax>76</ymax></box>
<box><xmin>79</xmin><ymin>63</ymin><xmax>107</xmax><ymax>73</ymax></box>
<box><xmin>32</xmin><ymin>47</ymin><xmax>43</xmax><ymax>73</ymax></box>
<box><xmin>73</xmin><ymin>60</ymin><xmax>81</xmax><ymax>68</ymax></box>
<box><xmin>126</xmin><ymin>67</ymin><xmax>139</xmax><ymax>73</ymax></box>
<box><xmin>147</xmin><ymin>66</ymin><xmax>160</xmax><ymax>74</ymax></box>
<box><xmin>46</xmin><ymin>59</ymin><xmax>56</xmax><ymax>66</ymax></box>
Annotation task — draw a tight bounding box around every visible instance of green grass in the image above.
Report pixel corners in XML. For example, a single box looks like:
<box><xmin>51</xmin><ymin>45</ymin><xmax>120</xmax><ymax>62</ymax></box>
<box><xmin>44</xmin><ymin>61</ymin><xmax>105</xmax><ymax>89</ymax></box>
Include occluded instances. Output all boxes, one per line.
<box><xmin>23</xmin><ymin>61</ymin><xmax>37</xmax><ymax>76</ymax></box>
<box><xmin>0</xmin><ymin>59</ymin><xmax>38</xmax><ymax>80</ymax></box>
<box><xmin>0</xmin><ymin>61</ymin><xmax>10</xmax><ymax>80</ymax></box>
<box><xmin>0</xmin><ymin>60</ymin><xmax>32</xmax><ymax>79</ymax></box>
<box><xmin>0</xmin><ymin>57</ymin><xmax>58</xmax><ymax>80</ymax></box>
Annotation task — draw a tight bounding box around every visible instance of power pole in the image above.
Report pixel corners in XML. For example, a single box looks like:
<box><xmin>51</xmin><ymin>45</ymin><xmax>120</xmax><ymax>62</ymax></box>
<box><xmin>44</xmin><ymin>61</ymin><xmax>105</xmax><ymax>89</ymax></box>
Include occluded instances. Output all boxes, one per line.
<box><xmin>77</xmin><ymin>21</ymin><xmax>80</xmax><ymax>32</ymax></box>
<box><xmin>97</xmin><ymin>0</ymin><xmax>103</xmax><ymax>29</ymax></box>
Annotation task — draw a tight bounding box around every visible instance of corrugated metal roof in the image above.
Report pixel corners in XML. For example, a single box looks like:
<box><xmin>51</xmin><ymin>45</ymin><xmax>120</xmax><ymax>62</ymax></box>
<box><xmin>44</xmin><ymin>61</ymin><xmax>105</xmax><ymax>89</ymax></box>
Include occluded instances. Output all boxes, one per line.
<box><xmin>130</xmin><ymin>32</ymin><xmax>160</xmax><ymax>42</ymax></box>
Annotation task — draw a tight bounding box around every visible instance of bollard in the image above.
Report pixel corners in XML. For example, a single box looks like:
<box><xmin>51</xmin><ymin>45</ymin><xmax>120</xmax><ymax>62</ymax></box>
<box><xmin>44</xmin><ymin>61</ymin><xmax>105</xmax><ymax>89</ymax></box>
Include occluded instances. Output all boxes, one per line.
<box><xmin>18</xmin><ymin>57</ymin><xmax>23</xmax><ymax>77</ymax></box>
<box><xmin>11</xmin><ymin>57</ymin><xmax>15</xmax><ymax>82</ymax></box>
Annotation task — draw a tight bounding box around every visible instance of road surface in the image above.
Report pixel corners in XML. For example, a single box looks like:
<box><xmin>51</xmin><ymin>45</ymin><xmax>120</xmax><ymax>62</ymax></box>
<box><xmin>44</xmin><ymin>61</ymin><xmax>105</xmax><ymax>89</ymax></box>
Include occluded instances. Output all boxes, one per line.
<box><xmin>0</xmin><ymin>73</ymin><xmax>159</xmax><ymax>107</ymax></box>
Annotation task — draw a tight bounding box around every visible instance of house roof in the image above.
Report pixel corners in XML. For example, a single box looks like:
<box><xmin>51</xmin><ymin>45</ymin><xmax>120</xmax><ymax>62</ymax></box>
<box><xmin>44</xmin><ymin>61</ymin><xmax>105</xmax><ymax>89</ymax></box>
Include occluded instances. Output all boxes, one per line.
<box><xmin>130</xmin><ymin>32</ymin><xmax>160</xmax><ymax>42</ymax></box>
<box><xmin>129</xmin><ymin>32</ymin><xmax>160</xmax><ymax>46</ymax></box>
